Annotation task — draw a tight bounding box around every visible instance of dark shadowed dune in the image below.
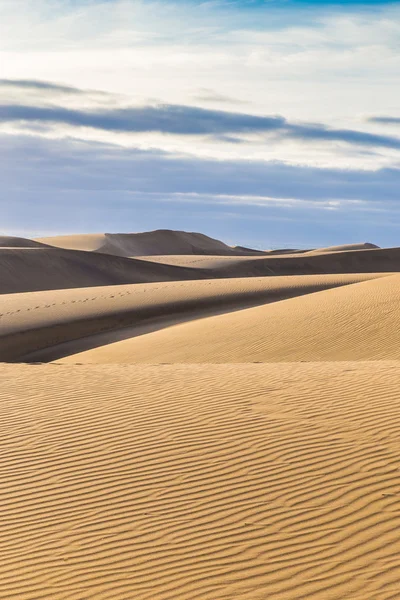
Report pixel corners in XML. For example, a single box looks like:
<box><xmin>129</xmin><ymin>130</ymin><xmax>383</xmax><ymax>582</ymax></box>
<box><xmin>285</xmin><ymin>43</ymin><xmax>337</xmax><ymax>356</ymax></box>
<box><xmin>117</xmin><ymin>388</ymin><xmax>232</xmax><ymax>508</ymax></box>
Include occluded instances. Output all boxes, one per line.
<box><xmin>211</xmin><ymin>246</ymin><xmax>400</xmax><ymax>277</ymax></box>
<box><xmin>0</xmin><ymin>236</ymin><xmax>51</xmax><ymax>248</ymax></box>
<box><xmin>0</xmin><ymin>247</ymin><xmax>211</xmax><ymax>294</ymax></box>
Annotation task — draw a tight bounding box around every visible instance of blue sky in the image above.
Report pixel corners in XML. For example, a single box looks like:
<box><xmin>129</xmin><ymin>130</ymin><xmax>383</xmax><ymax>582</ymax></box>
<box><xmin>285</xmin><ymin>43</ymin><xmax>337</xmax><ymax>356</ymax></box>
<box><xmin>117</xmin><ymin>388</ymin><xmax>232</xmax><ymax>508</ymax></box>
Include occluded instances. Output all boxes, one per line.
<box><xmin>1</xmin><ymin>0</ymin><xmax>400</xmax><ymax>248</ymax></box>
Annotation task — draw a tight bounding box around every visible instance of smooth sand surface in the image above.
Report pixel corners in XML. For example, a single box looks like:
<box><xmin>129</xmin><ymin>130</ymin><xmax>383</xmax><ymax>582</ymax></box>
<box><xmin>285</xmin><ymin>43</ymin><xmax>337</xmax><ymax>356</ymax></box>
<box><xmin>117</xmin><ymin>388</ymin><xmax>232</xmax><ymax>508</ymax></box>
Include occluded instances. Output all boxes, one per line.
<box><xmin>2</xmin><ymin>362</ymin><xmax>400</xmax><ymax>599</ymax></box>
<box><xmin>3</xmin><ymin>230</ymin><xmax>400</xmax><ymax>600</ymax></box>
<box><xmin>63</xmin><ymin>273</ymin><xmax>400</xmax><ymax>364</ymax></box>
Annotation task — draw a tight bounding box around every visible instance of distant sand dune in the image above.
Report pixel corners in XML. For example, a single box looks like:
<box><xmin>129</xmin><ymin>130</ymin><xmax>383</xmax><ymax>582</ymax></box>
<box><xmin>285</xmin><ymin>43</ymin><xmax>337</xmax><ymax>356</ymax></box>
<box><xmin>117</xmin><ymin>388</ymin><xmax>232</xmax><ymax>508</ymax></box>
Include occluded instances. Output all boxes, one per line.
<box><xmin>37</xmin><ymin>230</ymin><xmax>260</xmax><ymax>257</ymax></box>
<box><xmin>213</xmin><ymin>246</ymin><xmax>400</xmax><ymax>277</ymax></box>
<box><xmin>2</xmin><ymin>362</ymin><xmax>400</xmax><ymax>599</ymax></box>
<box><xmin>66</xmin><ymin>273</ymin><xmax>400</xmax><ymax>364</ymax></box>
<box><xmin>0</xmin><ymin>274</ymin><xmax>379</xmax><ymax>362</ymax></box>
<box><xmin>0</xmin><ymin>235</ymin><xmax>397</xmax><ymax>297</ymax></box>
<box><xmin>139</xmin><ymin>246</ymin><xmax>400</xmax><ymax>277</ymax></box>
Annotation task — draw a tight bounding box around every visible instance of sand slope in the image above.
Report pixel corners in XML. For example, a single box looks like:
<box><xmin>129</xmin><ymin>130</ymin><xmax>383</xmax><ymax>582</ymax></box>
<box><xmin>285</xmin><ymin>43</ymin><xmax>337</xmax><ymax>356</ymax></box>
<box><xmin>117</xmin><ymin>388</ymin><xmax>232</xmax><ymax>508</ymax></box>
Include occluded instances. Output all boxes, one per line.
<box><xmin>2</xmin><ymin>361</ymin><xmax>400</xmax><ymax>599</ymax></box>
<box><xmin>65</xmin><ymin>273</ymin><xmax>400</xmax><ymax>364</ymax></box>
<box><xmin>0</xmin><ymin>274</ymin><xmax>378</xmax><ymax>362</ymax></box>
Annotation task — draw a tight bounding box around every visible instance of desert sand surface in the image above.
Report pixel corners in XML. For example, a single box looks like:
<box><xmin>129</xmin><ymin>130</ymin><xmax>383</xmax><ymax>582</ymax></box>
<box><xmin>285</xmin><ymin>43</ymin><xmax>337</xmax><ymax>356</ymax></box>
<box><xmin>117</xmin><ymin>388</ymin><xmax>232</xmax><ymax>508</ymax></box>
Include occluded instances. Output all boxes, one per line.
<box><xmin>2</xmin><ymin>230</ymin><xmax>400</xmax><ymax>600</ymax></box>
<box><xmin>2</xmin><ymin>362</ymin><xmax>400</xmax><ymax>600</ymax></box>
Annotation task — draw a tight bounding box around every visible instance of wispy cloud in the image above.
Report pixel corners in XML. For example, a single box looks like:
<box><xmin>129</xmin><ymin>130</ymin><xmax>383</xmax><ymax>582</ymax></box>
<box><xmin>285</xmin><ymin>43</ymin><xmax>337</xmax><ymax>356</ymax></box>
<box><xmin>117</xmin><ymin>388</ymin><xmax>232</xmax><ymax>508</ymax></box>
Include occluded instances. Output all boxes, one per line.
<box><xmin>2</xmin><ymin>100</ymin><xmax>400</xmax><ymax>151</ymax></box>
<box><xmin>369</xmin><ymin>116</ymin><xmax>400</xmax><ymax>125</ymax></box>
<box><xmin>192</xmin><ymin>88</ymin><xmax>249</xmax><ymax>105</ymax></box>
<box><xmin>0</xmin><ymin>79</ymin><xmax>85</xmax><ymax>94</ymax></box>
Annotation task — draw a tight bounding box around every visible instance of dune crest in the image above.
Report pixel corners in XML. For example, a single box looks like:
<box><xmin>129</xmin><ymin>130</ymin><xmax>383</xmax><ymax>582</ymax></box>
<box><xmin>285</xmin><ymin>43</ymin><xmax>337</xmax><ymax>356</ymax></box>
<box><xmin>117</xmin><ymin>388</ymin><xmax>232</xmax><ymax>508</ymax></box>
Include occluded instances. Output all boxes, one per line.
<box><xmin>60</xmin><ymin>272</ymin><xmax>400</xmax><ymax>364</ymax></box>
<box><xmin>37</xmin><ymin>230</ymin><xmax>261</xmax><ymax>257</ymax></box>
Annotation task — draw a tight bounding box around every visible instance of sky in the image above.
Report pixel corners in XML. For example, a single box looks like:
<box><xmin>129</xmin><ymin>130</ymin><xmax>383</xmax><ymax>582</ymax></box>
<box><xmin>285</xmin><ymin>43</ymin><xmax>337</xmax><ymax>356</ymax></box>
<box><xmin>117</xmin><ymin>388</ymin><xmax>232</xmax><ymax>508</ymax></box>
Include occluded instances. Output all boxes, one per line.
<box><xmin>1</xmin><ymin>0</ymin><xmax>400</xmax><ymax>248</ymax></box>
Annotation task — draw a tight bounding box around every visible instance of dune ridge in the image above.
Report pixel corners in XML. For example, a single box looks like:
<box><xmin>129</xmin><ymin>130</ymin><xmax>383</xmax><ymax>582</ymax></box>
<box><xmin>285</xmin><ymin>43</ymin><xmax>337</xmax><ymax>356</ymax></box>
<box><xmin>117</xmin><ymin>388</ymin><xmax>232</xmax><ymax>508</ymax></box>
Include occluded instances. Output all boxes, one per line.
<box><xmin>68</xmin><ymin>272</ymin><xmax>400</xmax><ymax>364</ymax></box>
<box><xmin>0</xmin><ymin>274</ymin><xmax>380</xmax><ymax>362</ymax></box>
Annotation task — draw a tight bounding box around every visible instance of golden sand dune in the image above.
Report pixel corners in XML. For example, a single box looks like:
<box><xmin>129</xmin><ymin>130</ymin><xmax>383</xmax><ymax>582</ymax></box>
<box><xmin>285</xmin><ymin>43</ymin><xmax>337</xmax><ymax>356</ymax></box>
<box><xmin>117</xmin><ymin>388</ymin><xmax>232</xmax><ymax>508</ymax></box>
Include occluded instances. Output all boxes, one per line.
<box><xmin>2</xmin><ymin>361</ymin><xmax>400</xmax><ymax>600</ymax></box>
<box><xmin>66</xmin><ymin>272</ymin><xmax>400</xmax><ymax>364</ymax></box>
<box><xmin>0</xmin><ymin>247</ymin><xmax>211</xmax><ymax>294</ymax></box>
<box><xmin>0</xmin><ymin>274</ymin><xmax>376</xmax><ymax>362</ymax></box>
<box><xmin>37</xmin><ymin>230</ymin><xmax>259</xmax><ymax>257</ymax></box>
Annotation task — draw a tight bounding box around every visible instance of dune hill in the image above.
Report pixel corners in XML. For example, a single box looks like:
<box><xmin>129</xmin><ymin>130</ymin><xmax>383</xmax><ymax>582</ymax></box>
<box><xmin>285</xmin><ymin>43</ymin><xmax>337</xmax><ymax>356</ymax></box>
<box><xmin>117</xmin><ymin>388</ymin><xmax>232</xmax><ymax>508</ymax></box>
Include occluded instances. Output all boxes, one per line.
<box><xmin>37</xmin><ymin>230</ymin><xmax>260</xmax><ymax>257</ymax></box>
<box><xmin>0</xmin><ymin>274</ymin><xmax>377</xmax><ymax>362</ymax></box>
<box><xmin>0</xmin><ymin>247</ymin><xmax>212</xmax><ymax>294</ymax></box>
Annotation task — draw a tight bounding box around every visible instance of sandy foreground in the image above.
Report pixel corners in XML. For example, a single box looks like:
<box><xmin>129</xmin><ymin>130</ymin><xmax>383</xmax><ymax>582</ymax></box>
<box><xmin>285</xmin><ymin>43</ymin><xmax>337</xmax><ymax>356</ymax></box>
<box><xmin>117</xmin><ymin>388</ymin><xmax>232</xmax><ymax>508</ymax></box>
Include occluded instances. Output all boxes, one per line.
<box><xmin>2</xmin><ymin>362</ymin><xmax>400</xmax><ymax>600</ymax></box>
<box><xmin>2</xmin><ymin>232</ymin><xmax>400</xmax><ymax>599</ymax></box>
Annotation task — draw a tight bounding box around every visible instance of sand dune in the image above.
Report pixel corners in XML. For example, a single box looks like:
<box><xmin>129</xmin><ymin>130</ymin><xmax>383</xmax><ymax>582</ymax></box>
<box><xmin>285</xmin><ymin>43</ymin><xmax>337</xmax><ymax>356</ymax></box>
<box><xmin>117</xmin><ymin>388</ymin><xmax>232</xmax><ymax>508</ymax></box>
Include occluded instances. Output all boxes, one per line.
<box><xmin>37</xmin><ymin>230</ymin><xmax>259</xmax><ymax>257</ymax></box>
<box><xmin>1</xmin><ymin>235</ymin><xmax>397</xmax><ymax>297</ymax></box>
<box><xmin>0</xmin><ymin>274</ymin><xmax>377</xmax><ymax>362</ymax></box>
<box><xmin>0</xmin><ymin>247</ymin><xmax>211</xmax><ymax>294</ymax></box>
<box><xmin>64</xmin><ymin>272</ymin><xmax>400</xmax><ymax>364</ymax></box>
<box><xmin>131</xmin><ymin>245</ymin><xmax>399</xmax><ymax>275</ymax></box>
<box><xmin>211</xmin><ymin>245</ymin><xmax>400</xmax><ymax>277</ymax></box>
<box><xmin>2</xmin><ymin>361</ymin><xmax>400</xmax><ymax>599</ymax></box>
